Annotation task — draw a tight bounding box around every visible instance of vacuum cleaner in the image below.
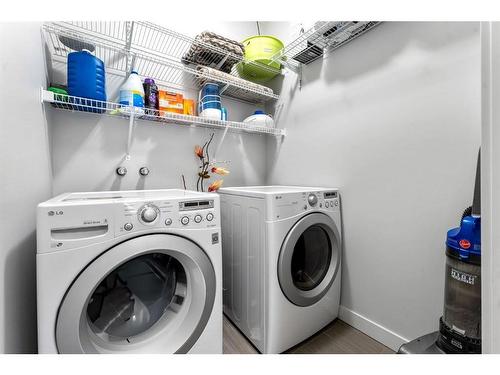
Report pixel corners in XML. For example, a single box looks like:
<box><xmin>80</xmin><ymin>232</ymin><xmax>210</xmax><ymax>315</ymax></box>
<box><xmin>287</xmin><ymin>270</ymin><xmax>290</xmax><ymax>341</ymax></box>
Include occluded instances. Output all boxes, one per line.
<box><xmin>398</xmin><ymin>151</ymin><xmax>481</xmax><ymax>354</ymax></box>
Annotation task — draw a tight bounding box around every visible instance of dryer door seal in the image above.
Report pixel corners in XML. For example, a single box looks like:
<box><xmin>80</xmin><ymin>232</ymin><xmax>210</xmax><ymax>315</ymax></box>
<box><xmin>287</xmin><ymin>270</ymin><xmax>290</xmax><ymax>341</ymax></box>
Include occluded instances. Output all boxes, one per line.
<box><xmin>278</xmin><ymin>213</ymin><xmax>341</xmax><ymax>307</ymax></box>
<box><xmin>56</xmin><ymin>234</ymin><xmax>216</xmax><ymax>353</ymax></box>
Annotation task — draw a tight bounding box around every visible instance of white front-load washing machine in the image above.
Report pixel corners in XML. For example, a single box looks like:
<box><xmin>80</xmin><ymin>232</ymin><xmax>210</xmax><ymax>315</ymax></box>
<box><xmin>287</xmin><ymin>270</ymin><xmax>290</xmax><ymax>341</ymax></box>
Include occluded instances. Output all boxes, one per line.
<box><xmin>36</xmin><ymin>189</ymin><xmax>222</xmax><ymax>354</ymax></box>
<box><xmin>218</xmin><ymin>186</ymin><xmax>342</xmax><ymax>353</ymax></box>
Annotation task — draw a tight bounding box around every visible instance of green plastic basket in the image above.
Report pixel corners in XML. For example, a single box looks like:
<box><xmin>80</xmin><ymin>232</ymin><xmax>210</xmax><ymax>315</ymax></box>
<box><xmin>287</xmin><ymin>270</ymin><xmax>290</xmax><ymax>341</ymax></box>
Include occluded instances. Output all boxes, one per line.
<box><xmin>237</xmin><ymin>35</ymin><xmax>283</xmax><ymax>83</ymax></box>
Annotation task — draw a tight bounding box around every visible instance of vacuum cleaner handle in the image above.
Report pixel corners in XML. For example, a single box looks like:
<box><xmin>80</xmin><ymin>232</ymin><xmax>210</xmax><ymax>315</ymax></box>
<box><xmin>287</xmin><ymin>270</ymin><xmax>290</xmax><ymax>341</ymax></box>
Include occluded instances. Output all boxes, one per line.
<box><xmin>472</xmin><ymin>149</ymin><xmax>480</xmax><ymax>217</ymax></box>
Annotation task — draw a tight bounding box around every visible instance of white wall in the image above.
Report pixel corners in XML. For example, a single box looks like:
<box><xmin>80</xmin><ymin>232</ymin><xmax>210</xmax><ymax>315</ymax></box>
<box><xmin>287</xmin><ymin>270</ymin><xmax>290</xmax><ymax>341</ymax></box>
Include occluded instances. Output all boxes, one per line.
<box><xmin>264</xmin><ymin>22</ymin><xmax>481</xmax><ymax>350</ymax></box>
<box><xmin>480</xmin><ymin>21</ymin><xmax>500</xmax><ymax>354</ymax></box>
<box><xmin>0</xmin><ymin>23</ymin><xmax>52</xmax><ymax>353</ymax></box>
<box><xmin>50</xmin><ymin>112</ymin><xmax>269</xmax><ymax>194</ymax></box>
<box><xmin>48</xmin><ymin>22</ymin><xmax>269</xmax><ymax>195</ymax></box>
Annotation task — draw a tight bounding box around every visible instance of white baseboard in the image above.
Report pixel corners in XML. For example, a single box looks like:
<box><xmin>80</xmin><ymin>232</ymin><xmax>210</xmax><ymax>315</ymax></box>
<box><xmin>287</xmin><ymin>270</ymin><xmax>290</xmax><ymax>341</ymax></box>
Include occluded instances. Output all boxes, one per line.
<box><xmin>338</xmin><ymin>305</ymin><xmax>409</xmax><ymax>352</ymax></box>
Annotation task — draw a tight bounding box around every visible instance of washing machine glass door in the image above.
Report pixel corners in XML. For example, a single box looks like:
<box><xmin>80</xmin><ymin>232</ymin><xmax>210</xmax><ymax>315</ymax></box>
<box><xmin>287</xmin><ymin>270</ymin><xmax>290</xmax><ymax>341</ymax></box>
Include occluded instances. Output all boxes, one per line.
<box><xmin>56</xmin><ymin>234</ymin><xmax>216</xmax><ymax>353</ymax></box>
<box><xmin>278</xmin><ymin>213</ymin><xmax>341</xmax><ymax>307</ymax></box>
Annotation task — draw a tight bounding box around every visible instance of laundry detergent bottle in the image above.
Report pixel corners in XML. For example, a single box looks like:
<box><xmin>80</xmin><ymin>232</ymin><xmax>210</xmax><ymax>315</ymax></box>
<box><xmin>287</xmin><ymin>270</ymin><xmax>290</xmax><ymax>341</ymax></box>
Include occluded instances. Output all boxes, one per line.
<box><xmin>119</xmin><ymin>70</ymin><xmax>145</xmax><ymax>108</ymax></box>
<box><xmin>67</xmin><ymin>49</ymin><xmax>106</xmax><ymax>113</ymax></box>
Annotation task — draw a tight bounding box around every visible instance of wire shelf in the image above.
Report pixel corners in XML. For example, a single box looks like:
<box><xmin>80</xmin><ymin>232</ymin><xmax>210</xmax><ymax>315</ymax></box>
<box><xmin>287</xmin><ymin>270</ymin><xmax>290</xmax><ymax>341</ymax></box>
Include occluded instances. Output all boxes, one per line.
<box><xmin>42</xmin><ymin>22</ymin><xmax>281</xmax><ymax>104</ymax></box>
<box><xmin>40</xmin><ymin>89</ymin><xmax>285</xmax><ymax>137</ymax></box>
<box><xmin>274</xmin><ymin>21</ymin><xmax>381</xmax><ymax>68</ymax></box>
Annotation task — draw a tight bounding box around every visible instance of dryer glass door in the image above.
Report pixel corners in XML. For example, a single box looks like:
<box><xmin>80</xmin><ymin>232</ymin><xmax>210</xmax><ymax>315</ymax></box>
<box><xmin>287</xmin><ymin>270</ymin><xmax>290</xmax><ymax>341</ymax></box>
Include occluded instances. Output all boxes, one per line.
<box><xmin>56</xmin><ymin>234</ymin><xmax>216</xmax><ymax>353</ymax></box>
<box><xmin>291</xmin><ymin>225</ymin><xmax>332</xmax><ymax>291</ymax></box>
<box><xmin>278</xmin><ymin>213</ymin><xmax>341</xmax><ymax>307</ymax></box>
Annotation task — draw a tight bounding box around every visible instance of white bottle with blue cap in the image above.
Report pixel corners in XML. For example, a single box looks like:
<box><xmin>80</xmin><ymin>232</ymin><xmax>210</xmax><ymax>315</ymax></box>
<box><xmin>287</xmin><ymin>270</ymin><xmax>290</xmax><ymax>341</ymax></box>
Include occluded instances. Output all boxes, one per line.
<box><xmin>243</xmin><ymin>110</ymin><xmax>274</xmax><ymax>128</ymax></box>
<box><xmin>119</xmin><ymin>70</ymin><xmax>145</xmax><ymax>110</ymax></box>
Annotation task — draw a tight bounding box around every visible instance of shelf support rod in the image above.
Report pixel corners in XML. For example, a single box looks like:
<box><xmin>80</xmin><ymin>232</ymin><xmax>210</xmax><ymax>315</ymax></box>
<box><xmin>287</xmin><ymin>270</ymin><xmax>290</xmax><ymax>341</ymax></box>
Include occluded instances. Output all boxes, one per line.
<box><xmin>219</xmin><ymin>83</ymin><xmax>230</xmax><ymax>95</ymax></box>
<box><xmin>213</xmin><ymin>122</ymin><xmax>230</xmax><ymax>162</ymax></box>
<box><xmin>125</xmin><ymin>21</ymin><xmax>135</xmax><ymax>73</ymax></box>
<box><xmin>215</xmin><ymin>52</ymin><xmax>230</xmax><ymax>70</ymax></box>
<box><xmin>125</xmin><ymin>109</ymin><xmax>135</xmax><ymax>160</ymax></box>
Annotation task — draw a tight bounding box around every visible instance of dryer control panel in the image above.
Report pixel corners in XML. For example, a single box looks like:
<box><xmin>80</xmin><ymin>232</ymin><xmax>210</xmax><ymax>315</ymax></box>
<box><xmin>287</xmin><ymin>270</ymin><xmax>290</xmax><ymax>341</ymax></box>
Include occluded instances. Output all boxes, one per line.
<box><xmin>270</xmin><ymin>190</ymin><xmax>340</xmax><ymax>221</ymax></box>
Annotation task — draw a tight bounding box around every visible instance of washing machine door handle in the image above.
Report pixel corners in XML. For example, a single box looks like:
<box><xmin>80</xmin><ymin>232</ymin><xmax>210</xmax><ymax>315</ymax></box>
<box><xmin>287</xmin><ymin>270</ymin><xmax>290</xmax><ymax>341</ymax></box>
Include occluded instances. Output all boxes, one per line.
<box><xmin>277</xmin><ymin>212</ymin><xmax>341</xmax><ymax>307</ymax></box>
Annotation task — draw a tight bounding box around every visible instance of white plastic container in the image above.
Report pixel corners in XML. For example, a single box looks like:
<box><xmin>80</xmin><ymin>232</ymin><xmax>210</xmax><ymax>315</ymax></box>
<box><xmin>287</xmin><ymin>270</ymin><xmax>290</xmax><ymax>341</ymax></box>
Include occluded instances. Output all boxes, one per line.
<box><xmin>119</xmin><ymin>70</ymin><xmax>145</xmax><ymax>114</ymax></box>
<box><xmin>243</xmin><ymin>110</ymin><xmax>274</xmax><ymax>128</ymax></box>
<box><xmin>200</xmin><ymin>108</ymin><xmax>222</xmax><ymax>120</ymax></box>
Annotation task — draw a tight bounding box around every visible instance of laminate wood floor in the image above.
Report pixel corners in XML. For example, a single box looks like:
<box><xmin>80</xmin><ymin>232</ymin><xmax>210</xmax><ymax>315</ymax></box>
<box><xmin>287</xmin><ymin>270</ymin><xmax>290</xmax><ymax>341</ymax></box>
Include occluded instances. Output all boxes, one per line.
<box><xmin>223</xmin><ymin>315</ymin><xmax>394</xmax><ymax>354</ymax></box>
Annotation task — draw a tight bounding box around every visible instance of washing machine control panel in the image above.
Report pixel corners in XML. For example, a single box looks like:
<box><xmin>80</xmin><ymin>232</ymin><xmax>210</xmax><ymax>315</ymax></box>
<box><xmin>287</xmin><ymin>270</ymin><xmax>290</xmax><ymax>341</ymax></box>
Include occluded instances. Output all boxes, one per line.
<box><xmin>38</xmin><ymin>193</ymin><xmax>220</xmax><ymax>253</ymax></box>
<box><xmin>118</xmin><ymin>198</ymin><xmax>218</xmax><ymax>235</ymax></box>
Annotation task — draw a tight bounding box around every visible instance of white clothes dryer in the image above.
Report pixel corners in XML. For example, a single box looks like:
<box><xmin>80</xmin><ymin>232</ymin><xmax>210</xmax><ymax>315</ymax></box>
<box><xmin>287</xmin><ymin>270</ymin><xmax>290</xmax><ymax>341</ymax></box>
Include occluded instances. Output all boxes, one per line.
<box><xmin>36</xmin><ymin>189</ymin><xmax>222</xmax><ymax>354</ymax></box>
<box><xmin>218</xmin><ymin>186</ymin><xmax>342</xmax><ymax>353</ymax></box>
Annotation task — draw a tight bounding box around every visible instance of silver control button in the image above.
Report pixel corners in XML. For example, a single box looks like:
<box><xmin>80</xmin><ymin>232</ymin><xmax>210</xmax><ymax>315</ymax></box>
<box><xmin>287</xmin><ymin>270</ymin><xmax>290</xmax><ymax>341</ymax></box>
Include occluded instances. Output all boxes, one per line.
<box><xmin>206</xmin><ymin>213</ymin><xmax>214</xmax><ymax>221</ymax></box>
<box><xmin>325</xmin><ymin>201</ymin><xmax>330</xmax><ymax>208</ymax></box>
<box><xmin>194</xmin><ymin>214</ymin><xmax>202</xmax><ymax>223</ymax></box>
<box><xmin>139</xmin><ymin>204</ymin><xmax>159</xmax><ymax>223</ymax></box>
<box><xmin>308</xmin><ymin>194</ymin><xmax>318</xmax><ymax>206</ymax></box>
<box><xmin>124</xmin><ymin>223</ymin><xmax>133</xmax><ymax>231</ymax></box>
<box><xmin>181</xmin><ymin>216</ymin><xmax>190</xmax><ymax>225</ymax></box>
<box><xmin>333</xmin><ymin>199</ymin><xmax>339</xmax><ymax>206</ymax></box>
<box><xmin>165</xmin><ymin>218</ymin><xmax>172</xmax><ymax>226</ymax></box>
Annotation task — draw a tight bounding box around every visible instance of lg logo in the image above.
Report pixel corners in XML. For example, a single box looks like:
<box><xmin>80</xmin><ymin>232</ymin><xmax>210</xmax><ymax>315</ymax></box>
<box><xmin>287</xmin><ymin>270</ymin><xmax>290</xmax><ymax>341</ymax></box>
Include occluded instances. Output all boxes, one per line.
<box><xmin>48</xmin><ymin>210</ymin><xmax>63</xmax><ymax>216</ymax></box>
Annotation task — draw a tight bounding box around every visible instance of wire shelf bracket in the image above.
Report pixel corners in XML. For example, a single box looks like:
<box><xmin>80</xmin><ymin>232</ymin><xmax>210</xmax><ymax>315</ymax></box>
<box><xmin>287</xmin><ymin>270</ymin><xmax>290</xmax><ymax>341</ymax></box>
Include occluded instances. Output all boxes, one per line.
<box><xmin>124</xmin><ymin>21</ymin><xmax>135</xmax><ymax>73</ymax></box>
<box><xmin>125</xmin><ymin>111</ymin><xmax>135</xmax><ymax>160</ymax></box>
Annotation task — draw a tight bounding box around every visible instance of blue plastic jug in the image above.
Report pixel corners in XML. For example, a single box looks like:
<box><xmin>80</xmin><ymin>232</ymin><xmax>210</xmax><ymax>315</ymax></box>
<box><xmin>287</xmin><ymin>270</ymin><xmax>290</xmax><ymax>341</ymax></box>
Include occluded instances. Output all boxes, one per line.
<box><xmin>198</xmin><ymin>83</ymin><xmax>221</xmax><ymax>112</ymax></box>
<box><xmin>67</xmin><ymin>49</ymin><xmax>106</xmax><ymax>113</ymax></box>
